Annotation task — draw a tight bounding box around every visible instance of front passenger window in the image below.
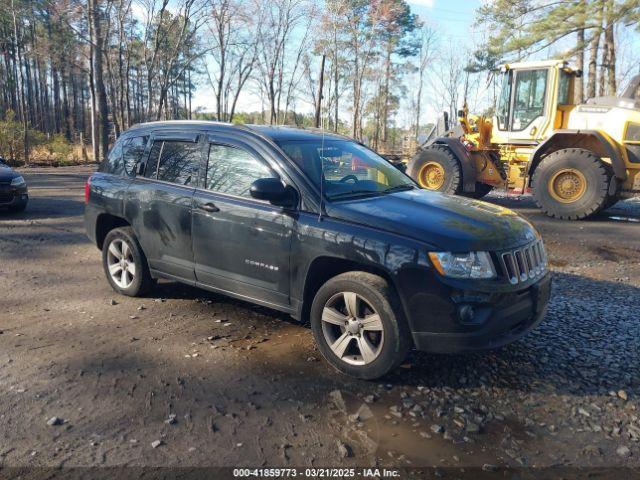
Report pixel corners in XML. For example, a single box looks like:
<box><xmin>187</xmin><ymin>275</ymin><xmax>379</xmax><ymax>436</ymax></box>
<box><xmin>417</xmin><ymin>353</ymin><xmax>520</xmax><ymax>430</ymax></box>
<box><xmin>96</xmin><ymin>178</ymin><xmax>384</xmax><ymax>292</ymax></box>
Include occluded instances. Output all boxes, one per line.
<box><xmin>206</xmin><ymin>144</ymin><xmax>276</xmax><ymax>198</ymax></box>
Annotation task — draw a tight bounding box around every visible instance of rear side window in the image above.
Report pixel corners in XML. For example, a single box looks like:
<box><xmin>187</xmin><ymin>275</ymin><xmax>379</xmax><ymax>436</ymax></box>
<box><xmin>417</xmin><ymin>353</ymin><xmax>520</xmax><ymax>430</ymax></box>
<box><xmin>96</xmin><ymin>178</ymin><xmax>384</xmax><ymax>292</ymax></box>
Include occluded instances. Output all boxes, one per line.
<box><xmin>122</xmin><ymin>136</ymin><xmax>148</xmax><ymax>176</ymax></box>
<box><xmin>205</xmin><ymin>144</ymin><xmax>275</xmax><ymax>198</ymax></box>
<box><xmin>145</xmin><ymin>142</ymin><xmax>162</xmax><ymax>178</ymax></box>
<box><xmin>102</xmin><ymin>141</ymin><xmax>124</xmax><ymax>174</ymax></box>
<box><xmin>144</xmin><ymin>140</ymin><xmax>200</xmax><ymax>187</ymax></box>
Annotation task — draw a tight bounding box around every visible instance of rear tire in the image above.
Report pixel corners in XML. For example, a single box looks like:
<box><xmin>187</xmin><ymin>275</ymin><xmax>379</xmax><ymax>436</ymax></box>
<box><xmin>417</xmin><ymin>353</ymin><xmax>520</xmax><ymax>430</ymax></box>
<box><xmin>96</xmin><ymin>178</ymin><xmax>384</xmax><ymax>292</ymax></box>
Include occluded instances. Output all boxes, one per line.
<box><xmin>532</xmin><ymin>148</ymin><xmax>611</xmax><ymax>220</ymax></box>
<box><xmin>310</xmin><ymin>272</ymin><xmax>412</xmax><ymax>380</ymax></box>
<box><xmin>102</xmin><ymin>227</ymin><xmax>154</xmax><ymax>297</ymax></box>
<box><xmin>407</xmin><ymin>145</ymin><xmax>461</xmax><ymax>194</ymax></box>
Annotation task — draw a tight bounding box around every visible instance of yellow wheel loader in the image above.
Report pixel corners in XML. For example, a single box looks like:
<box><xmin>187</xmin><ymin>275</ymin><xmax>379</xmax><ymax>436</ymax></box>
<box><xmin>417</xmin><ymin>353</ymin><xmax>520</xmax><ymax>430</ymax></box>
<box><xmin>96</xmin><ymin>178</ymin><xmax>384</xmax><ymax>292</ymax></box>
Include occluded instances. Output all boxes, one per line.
<box><xmin>407</xmin><ymin>59</ymin><xmax>640</xmax><ymax>220</ymax></box>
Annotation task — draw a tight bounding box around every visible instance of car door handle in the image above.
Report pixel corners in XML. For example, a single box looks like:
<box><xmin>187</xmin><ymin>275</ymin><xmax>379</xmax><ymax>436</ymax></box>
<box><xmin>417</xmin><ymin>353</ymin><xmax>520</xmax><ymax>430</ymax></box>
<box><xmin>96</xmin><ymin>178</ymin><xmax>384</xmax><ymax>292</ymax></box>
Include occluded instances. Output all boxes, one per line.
<box><xmin>198</xmin><ymin>202</ymin><xmax>220</xmax><ymax>213</ymax></box>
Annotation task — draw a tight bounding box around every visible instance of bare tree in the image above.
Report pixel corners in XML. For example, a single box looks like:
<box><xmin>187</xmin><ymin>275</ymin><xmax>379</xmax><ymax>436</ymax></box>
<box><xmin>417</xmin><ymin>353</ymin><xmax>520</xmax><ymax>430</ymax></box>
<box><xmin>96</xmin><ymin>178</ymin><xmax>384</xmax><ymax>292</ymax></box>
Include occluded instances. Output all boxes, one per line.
<box><xmin>206</xmin><ymin>0</ymin><xmax>259</xmax><ymax>121</ymax></box>
<box><xmin>141</xmin><ymin>0</ymin><xmax>208</xmax><ymax>120</ymax></box>
<box><xmin>254</xmin><ymin>0</ymin><xmax>309</xmax><ymax>125</ymax></box>
<box><xmin>88</xmin><ymin>0</ymin><xmax>109</xmax><ymax>161</ymax></box>
<box><xmin>428</xmin><ymin>39</ymin><xmax>465</xmax><ymax>126</ymax></box>
<box><xmin>413</xmin><ymin>24</ymin><xmax>436</xmax><ymax>138</ymax></box>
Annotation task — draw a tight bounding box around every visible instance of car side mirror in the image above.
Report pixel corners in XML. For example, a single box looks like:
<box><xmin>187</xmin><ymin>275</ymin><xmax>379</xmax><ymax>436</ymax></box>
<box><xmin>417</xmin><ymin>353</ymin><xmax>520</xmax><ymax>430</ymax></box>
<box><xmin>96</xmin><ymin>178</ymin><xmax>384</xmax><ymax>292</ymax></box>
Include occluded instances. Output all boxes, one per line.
<box><xmin>250</xmin><ymin>178</ymin><xmax>297</xmax><ymax>208</ymax></box>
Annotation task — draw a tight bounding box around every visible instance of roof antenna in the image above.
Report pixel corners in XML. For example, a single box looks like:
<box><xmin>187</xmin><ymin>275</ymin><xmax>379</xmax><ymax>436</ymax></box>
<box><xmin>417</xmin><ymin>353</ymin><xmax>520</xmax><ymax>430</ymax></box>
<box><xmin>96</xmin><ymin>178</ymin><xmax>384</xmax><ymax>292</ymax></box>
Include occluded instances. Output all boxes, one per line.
<box><xmin>318</xmin><ymin>55</ymin><xmax>327</xmax><ymax>223</ymax></box>
<box><xmin>318</xmin><ymin>117</ymin><xmax>326</xmax><ymax>222</ymax></box>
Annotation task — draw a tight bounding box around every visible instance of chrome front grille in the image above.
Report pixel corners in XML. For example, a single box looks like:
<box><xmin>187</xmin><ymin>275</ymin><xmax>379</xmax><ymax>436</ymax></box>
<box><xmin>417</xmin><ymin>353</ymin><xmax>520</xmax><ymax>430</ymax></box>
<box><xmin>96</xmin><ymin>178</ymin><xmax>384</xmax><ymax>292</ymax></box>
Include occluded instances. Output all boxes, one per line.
<box><xmin>499</xmin><ymin>240</ymin><xmax>547</xmax><ymax>285</ymax></box>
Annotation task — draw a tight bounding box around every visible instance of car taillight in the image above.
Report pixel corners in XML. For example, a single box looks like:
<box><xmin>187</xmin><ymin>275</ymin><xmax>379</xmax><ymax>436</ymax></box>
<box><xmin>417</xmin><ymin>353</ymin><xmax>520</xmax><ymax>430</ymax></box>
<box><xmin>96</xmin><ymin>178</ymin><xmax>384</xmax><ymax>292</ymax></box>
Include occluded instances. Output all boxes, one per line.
<box><xmin>84</xmin><ymin>176</ymin><xmax>91</xmax><ymax>204</ymax></box>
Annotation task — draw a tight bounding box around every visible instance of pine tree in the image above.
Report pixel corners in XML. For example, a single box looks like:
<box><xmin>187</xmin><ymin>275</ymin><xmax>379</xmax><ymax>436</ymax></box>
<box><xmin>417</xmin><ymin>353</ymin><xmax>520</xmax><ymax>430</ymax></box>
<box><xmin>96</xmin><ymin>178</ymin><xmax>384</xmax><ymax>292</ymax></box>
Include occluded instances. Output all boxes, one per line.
<box><xmin>475</xmin><ymin>0</ymin><xmax>640</xmax><ymax>97</ymax></box>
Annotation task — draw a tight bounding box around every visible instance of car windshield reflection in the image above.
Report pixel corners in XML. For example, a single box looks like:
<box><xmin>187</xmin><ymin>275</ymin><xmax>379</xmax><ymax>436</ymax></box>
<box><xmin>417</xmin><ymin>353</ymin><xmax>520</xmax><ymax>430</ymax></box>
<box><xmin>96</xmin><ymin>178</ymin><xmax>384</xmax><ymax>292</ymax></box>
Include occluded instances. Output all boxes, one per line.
<box><xmin>276</xmin><ymin>139</ymin><xmax>415</xmax><ymax>201</ymax></box>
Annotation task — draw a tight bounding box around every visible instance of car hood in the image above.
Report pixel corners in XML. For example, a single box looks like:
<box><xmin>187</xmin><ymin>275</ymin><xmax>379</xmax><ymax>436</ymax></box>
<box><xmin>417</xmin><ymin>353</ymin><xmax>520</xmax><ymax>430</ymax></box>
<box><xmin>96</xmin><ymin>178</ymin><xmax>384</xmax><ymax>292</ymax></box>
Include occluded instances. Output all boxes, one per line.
<box><xmin>326</xmin><ymin>189</ymin><xmax>539</xmax><ymax>252</ymax></box>
<box><xmin>0</xmin><ymin>167</ymin><xmax>20</xmax><ymax>182</ymax></box>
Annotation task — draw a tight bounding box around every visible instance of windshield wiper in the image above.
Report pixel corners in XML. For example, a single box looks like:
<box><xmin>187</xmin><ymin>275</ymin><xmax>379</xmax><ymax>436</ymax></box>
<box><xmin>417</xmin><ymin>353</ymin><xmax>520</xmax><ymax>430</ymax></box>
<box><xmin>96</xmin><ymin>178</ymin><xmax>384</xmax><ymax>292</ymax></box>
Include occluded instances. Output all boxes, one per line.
<box><xmin>382</xmin><ymin>184</ymin><xmax>415</xmax><ymax>194</ymax></box>
<box><xmin>327</xmin><ymin>190</ymin><xmax>384</xmax><ymax>200</ymax></box>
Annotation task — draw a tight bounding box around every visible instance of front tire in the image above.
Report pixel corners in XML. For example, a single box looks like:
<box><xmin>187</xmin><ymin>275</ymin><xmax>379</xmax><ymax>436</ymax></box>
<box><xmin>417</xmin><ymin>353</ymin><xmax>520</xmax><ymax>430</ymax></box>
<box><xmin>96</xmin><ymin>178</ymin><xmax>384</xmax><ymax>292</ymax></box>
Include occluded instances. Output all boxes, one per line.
<box><xmin>102</xmin><ymin>227</ymin><xmax>154</xmax><ymax>297</ymax></box>
<box><xmin>310</xmin><ymin>272</ymin><xmax>412</xmax><ymax>380</ymax></box>
<box><xmin>9</xmin><ymin>200</ymin><xmax>27</xmax><ymax>213</ymax></box>
<box><xmin>532</xmin><ymin>148</ymin><xmax>611</xmax><ymax>220</ymax></box>
<box><xmin>407</xmin><ymin>145</ymin><xmax>461</xmax><ymax>194</ymax></box>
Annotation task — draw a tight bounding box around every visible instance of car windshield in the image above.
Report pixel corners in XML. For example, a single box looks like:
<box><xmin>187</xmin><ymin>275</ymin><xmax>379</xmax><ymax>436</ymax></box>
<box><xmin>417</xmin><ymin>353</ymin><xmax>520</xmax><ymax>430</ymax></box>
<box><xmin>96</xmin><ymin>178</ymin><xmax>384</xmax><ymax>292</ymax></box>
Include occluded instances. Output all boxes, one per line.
<box><xmin>276</xmin><ymin>139</ymin><xmax>415</xmax><ymax>200</ymax></box>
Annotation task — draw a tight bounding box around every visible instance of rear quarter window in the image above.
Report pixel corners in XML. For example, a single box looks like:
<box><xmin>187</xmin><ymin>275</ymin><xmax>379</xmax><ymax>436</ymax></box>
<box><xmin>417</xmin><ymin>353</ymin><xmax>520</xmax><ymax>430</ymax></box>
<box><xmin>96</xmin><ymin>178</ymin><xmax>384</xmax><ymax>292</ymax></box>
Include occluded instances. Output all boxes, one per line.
<box><xmin>123</xmin><ymin>136</ymin><xmax>149</xmax><ymax>176</ymax></box>
<box><xmin>100</xmin><ymin>135</ymin><xmax>149</xmax><ymax>176</ymax></box>
<box><xmin>100</xmin><ymin>140</ymin><xmax>124</xmax><ymax>175</ymax></box>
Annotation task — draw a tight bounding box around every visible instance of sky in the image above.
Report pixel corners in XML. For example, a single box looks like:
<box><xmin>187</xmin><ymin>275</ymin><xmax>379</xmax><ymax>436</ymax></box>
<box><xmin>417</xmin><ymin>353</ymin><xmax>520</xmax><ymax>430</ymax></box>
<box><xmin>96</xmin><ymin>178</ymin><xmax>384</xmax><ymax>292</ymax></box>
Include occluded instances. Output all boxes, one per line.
<box><xmin>408</xmin><ymin>0</ymin><xmax>480</xmax><ymax>40</ymax></box>
<box><xmin>191</xmin><ymin>0</ymin><xmax>484</xmax><ymax>120</ymax></box>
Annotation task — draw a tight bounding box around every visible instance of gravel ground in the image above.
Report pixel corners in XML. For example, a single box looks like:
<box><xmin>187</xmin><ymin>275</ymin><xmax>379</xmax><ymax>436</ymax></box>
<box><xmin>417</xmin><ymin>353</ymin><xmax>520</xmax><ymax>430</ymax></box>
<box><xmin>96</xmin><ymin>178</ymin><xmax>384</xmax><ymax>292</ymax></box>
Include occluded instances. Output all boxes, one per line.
<box><xmin>0</xmin><ymin>165</ymin><xmax>639</xmax><ymax>475</ymax></box>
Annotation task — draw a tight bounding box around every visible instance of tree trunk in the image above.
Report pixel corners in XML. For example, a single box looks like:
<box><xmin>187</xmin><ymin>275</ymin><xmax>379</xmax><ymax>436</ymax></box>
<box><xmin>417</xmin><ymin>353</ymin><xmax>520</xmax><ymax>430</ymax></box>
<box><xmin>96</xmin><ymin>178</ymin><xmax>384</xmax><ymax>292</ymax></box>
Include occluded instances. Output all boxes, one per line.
<box><xmin>31</xmin><ymin>57</ymin><xmax>42</xmax><ymax>130</ymax></box>
<box><xmin>217</xmin><ymin>24</ymin><xmax>226</xmax><ymax>121</ymax></box>
<box><xmin>603</xmin><ymin>0</ymin><xmax>616</xmax><ymax>95</ymax></box>
<box><xmin>352</xmin><ymin>59</ymin><xmax>360</xmax><ymax>139</ymax></box>
<box><xmin>39</xmin><ymin>56</ymin><xmax>51</xmax><ymax>134</ymax></box>
<box><xmin>117</xmin><ymin>0</ymin><xmax>127</xmax><ymax>131</ymax></box>
<box><xmin>586</xmin><ymin>29</ymin><xmax>600</xmax><ymax>100</ymax></box>
<box><xmin>11</xmin><ymin>0</ymin><xmax>29</xmax><ymax>164</ymax></box>
<box><xmin>61</xmin><ymin>67</ymin><xmax>73</xmax><ymax>141</ymax></box>
<box><xmin>188</xmin><ymin>69</ymin><xmax>192</xmax><ymax>119</ymax></box>
<box><xmin>598</xmin><ymin>43</ymin><xmax>607</xmax><ymax>97</ymax></box>
<box><xmin>333</xmin><ymin>55</ymin><xmax>338</xmax><ymax>133</ymax></box>
<box><xmin>381</xmin><ymin>43</ymin><xmax>392</xmax><ymax>146</ymax></box>
<box><xmin>415</xmin><ymin>59</ymin><xmax>424</xmax><ymax>139</ymax></box>
<box><xmin>53</xmin><ymin>68</ymin><xmax>61</xmax><ymax>133</ymax></box>
<box><xmin>24</xmin><ymin>53</ymin><xmax>35</xmax><ymax>126</ymax></box>
<box><xmin>89</xmin><ymin>0</ymin><xmax>110</xmax><ymax>161</ymax></box>
<box><xmin>88</xmin><ymin>1</ymin><xmax>98</xmax><ymax>162</ymax></box>
<box><xmin>575</xmin><ymin>16</ymin><xmax>585</xmax><ymax>103</ymax></box>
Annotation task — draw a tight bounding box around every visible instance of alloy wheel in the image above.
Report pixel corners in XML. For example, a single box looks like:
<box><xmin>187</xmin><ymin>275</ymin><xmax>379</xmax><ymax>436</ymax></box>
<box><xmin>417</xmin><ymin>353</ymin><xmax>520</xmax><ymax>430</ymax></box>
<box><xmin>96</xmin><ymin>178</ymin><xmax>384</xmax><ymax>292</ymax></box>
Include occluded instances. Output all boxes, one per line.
<box><xmin>321</xmin><ymin>291</ymin><xmax>384</xmax><ymax>366</ymax></box>
<box><xmin>106</xmin><ymin>238</ymin><xmax>136</xmax><ymax>289</ymax></box>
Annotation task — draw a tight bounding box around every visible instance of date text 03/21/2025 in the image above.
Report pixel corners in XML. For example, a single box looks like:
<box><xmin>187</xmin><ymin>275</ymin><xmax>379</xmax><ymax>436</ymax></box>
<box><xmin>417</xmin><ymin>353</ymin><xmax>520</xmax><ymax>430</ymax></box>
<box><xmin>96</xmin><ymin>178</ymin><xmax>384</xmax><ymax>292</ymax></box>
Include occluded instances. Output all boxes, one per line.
<box><xmin>232</xmin><ymin>468</ymin><xmax>401</xmax><ymax>478</ymax></box>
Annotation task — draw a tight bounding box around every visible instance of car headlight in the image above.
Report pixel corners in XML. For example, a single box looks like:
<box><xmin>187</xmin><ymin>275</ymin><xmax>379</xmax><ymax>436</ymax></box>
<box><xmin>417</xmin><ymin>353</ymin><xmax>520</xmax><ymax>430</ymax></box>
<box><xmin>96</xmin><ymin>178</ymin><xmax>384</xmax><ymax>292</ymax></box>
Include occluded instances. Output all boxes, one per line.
<box><xmin>428</xmin><ymin>251</ymin><xmax>496</xmax><ymax>279</ymax></box>
<box><xmin>10</xmin><ymin>176</ymin><xmax>25</xmax><ymax>186</ymax></box>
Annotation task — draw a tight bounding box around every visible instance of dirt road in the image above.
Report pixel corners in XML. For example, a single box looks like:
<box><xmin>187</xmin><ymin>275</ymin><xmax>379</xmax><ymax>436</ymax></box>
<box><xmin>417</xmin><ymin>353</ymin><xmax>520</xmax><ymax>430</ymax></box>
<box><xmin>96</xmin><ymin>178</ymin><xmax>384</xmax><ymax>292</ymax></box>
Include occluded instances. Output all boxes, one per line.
<box><xmin>1</xmin><ymin>166</ymin><xmax>639</xmax><ymax>473</ymax></box>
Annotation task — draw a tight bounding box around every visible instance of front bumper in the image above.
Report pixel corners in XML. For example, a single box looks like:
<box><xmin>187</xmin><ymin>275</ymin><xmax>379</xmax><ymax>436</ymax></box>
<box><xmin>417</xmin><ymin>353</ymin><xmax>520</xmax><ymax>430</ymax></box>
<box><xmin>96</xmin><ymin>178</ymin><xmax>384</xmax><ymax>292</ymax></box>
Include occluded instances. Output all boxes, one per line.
<box><xmin>411</xmin><ymin>273</ymin><xmax>551</xmax><ymax>353</ymax></box>
<box><xmin>0</xmin><ymin>183</ymin><xmax>28</xmax><ymax>208</ymax></box>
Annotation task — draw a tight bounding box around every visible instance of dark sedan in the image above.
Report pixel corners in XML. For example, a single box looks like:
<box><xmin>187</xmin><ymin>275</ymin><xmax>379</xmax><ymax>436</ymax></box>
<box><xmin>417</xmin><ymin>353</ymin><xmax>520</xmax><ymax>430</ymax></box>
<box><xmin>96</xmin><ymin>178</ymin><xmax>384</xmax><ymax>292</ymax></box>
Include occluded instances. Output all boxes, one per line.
<box><xmin>0</xmin><ymin>158</ymin><xmax>28</xmax><ymax>212</ymax></box>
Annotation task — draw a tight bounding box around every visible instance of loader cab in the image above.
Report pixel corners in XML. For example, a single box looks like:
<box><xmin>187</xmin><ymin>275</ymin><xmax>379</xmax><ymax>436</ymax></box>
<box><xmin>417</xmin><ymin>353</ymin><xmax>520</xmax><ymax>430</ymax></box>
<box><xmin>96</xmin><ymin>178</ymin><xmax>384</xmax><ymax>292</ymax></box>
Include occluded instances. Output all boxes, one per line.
<box><xmin>492</xmin><ymin>60</ymin><xmax>577</xmax><ymax>145</ymax></box>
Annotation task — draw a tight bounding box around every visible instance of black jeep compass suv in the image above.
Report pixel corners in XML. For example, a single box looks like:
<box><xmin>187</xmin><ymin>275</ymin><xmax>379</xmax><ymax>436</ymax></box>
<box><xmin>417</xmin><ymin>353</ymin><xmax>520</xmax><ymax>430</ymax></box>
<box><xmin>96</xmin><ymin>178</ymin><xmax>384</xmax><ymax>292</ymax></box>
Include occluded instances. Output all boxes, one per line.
<box><xmin>85</xmin><ymin>121</ymin><xmax>551</xmax><ymax>379</ymax></box>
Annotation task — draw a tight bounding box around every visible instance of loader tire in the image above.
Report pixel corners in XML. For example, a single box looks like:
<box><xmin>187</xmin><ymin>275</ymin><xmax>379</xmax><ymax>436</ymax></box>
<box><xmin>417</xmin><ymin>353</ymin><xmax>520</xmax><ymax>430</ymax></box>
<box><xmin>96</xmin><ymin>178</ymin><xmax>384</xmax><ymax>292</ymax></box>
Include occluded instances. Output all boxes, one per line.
<box><xmin>407</xmin><ymin>145</ymin><xmax>461</xmax><ymax>195</ymax></box>
<box><xmin>532</xmin><ymin>148</ymin><xmax>611</xmax><ymax>220</ymax></box>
